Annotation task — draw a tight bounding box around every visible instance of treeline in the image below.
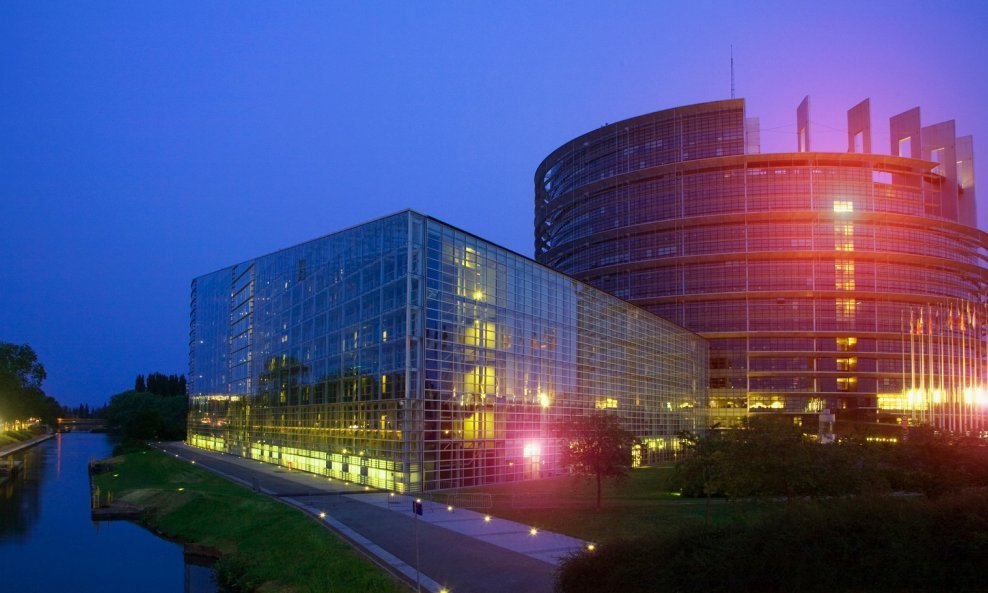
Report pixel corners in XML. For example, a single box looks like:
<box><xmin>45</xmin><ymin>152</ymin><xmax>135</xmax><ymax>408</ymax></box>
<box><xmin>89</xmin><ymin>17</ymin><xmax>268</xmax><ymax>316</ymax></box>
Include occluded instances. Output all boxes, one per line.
<box><xmin>62</xmin><ymin>403</ymin><xmax>102</xmax><ymax>419</ymax></box>
<box><xmin>104</xmin><ymin>371</ymin><xmax>188</xmax><ymax>441</ymax></box>
<box><xmin>0</xmin><ymin>342</ymin><xmax>61</xmax><ymax>425</ymax></box>
<box><xmin>134</xmin><ymin>372</ymin><xmax>186</xmax><ymax>397</ymax></box>
<box><xmin>556</xmin><ymin>419</ymin><xmax>988</xmax><ymax>593</ymax></box>
<box><xmin>672</xmin><ymin>418</ymin><xmax>988</xmax><ymax>500</ymax></box>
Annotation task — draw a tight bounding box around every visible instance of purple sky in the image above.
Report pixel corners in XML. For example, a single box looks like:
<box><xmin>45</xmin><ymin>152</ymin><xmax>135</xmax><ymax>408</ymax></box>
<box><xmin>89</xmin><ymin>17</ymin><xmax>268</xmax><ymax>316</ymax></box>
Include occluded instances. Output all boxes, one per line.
<box><xmin>2</xmin><ymin>2</ymin><xmax>987</xmax><ymax>408</ymax></box>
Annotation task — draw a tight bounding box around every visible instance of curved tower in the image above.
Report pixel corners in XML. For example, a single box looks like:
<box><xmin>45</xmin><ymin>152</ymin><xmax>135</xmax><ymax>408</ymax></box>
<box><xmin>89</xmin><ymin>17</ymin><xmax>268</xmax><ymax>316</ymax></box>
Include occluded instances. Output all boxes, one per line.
<box><xmin>536</xmin><ymin>98</ymin><xmax>987</xmax><ymax>432</ymax></box>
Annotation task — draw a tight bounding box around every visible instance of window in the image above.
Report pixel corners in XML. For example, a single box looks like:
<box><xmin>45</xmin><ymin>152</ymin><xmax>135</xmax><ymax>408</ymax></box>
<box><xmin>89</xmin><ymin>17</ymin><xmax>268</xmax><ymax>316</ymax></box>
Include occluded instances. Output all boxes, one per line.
<box><xmin>837</xmin><ymin>337</ymin><xmax>857</xmax><ymax>352</ymax></box>
<box><xmin>898</xmin><ymin>136</ymin><xmax>912</xmax><ymax>158</ymax></box>
<box><xmin>836</xmin><ymin>357</ymin><xmax>857</xmax><ymax>372</ymax></box>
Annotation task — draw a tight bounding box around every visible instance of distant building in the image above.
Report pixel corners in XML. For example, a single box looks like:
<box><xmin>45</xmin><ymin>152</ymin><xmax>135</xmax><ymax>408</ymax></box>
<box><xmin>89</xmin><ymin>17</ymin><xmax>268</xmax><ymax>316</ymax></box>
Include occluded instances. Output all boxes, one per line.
<box><xmin>536</xmin><ymin>98</ymin><xmax>987</xmax><ymax>433</ymax></box>
<box><xmin>188</xmin><ymin>211</ymin><xmax>706</xmax><ymax>492</ymax></box>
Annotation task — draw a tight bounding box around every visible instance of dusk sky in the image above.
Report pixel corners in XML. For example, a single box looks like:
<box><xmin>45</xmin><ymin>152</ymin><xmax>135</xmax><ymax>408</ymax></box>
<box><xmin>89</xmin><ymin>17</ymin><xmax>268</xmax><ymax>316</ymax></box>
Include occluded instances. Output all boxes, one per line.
<box><xmin>2</xmin><ymin>1</ymin><xmax>987</xmax><ymax>408</ymax></box>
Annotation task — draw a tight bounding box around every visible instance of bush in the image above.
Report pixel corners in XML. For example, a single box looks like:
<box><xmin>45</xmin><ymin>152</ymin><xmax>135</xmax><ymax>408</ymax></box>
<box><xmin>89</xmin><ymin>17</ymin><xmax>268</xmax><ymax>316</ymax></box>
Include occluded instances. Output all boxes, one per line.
<box><xmin>556</xmin><ymin>492</ymin><xmax>988</xmax><ymax>593</ymax></box>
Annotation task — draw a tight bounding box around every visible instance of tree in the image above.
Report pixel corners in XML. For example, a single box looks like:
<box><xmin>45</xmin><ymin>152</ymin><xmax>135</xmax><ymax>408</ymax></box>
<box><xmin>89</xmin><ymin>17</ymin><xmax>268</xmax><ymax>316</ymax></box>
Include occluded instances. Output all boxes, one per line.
<box><xmin>0</xmin><ymin>342</ymin><xmax>46</xmax><ymax>388</ymax></box>
<box><xmin>0</xmin><ymin>342</ymin><xmax>60</xmax><ymax>425</ymax></box>
<box><xmin>673</xmin><ymin>417</ymin><xmax>897</xmax><ymax>503</ymax></box>
<box><xmin>558</xmin><ymin>412</ymin><xmax>637</xmax><ymax>510</ymax></box>
<box><xmin>136</xmin><ymin>372</ymin><xmax>187</xmax><ymax>397</ymax></box>
<box><xmin>104</xmin><ymin>389</ymin><xmax>188</xmax><ymax>441</ymax></box>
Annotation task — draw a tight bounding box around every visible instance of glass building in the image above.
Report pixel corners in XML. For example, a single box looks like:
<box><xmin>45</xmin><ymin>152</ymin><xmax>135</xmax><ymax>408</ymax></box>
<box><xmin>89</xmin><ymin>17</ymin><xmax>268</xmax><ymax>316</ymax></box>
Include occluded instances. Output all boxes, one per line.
<box><xmin>536</xmin><ymin>98</ymin><xmax>988</xmax><ymax>434</ymax></box>
<box><xmin>189</xmin><ymin>211</ymin><xmax>706</xmax><ymax>492</ymax></box>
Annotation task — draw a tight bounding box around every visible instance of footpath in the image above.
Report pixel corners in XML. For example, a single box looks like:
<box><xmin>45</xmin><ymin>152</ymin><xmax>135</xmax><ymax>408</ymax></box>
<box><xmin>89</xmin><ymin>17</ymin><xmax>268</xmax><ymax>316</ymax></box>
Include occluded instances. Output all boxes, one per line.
<box><xmin>0</xmin><ymin>432</ymin><xmax>55</xmax><ymax>457</ymax></box>
<box><xmin>155</xmin><ymin>442</ymin><xmax>588</xmax><ymax>593</ymax></box>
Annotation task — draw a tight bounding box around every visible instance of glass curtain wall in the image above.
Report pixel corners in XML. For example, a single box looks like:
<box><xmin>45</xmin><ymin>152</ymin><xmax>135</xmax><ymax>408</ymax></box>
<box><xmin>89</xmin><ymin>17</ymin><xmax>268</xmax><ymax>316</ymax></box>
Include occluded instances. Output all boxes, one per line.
<box><xmin>189</xmin><ymin>211</ymin><xmax>707</xmax><ymax>492</ymax></box>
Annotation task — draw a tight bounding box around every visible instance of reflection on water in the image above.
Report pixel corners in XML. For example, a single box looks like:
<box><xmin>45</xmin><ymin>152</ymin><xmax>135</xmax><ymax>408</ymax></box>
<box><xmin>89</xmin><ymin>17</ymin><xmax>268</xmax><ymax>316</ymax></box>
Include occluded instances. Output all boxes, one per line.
<box><xmin>0</xmin><ymin>433</ymin><xmax>218</xmax><ymax>593</ymax></box>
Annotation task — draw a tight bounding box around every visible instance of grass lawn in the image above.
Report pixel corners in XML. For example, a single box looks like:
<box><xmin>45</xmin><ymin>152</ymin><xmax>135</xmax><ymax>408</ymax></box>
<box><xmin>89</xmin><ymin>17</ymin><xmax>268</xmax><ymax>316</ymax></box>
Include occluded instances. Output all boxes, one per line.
<box><xmin>1</xmin><ymin>428</ymin><xmax>43</xmax><ymax>449</ymax></box>
<box><xmin>428</xmin><ymin>466</ymin><xmax>761</xmax><ymax>544</ymax></box>
<box><xmin>93</xmin><ymin>450</ymin><xmax>408</xmax><ymax>593</ymax></box>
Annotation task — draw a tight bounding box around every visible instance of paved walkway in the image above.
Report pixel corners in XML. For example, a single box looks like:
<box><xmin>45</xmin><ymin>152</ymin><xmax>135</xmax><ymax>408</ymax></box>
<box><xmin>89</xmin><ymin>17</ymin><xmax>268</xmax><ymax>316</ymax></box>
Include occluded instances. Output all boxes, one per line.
<box><xmin>0</xmin><ymin>433</ymin><xmax>54</xmax><ymax>457</ymax></box>
<box><xmin>154</xmin><ymin>442</ymin><xmax>588</xmax><ymax>593</ymax></box>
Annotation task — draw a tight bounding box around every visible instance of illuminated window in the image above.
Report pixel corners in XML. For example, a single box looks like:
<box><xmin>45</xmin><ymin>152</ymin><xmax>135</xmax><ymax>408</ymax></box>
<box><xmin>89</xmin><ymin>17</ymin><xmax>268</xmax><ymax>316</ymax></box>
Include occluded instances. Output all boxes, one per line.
<box><xmin>465</xmin><ymin>366</ymin><xmax>495</xmax><ymax>395</ymax></box>
<box><xmin>837</xmin><ymin>377</ymin><xmax>857</xmax><ymax>392</ymax></box>
<box><xmin>837</xmin><ymin>337</ymin><xmax>857</xmax><ymax>351</ymax></box>
<box><xmin>834</xmin><ymin>262</ymin><xmax>855</xmax><ymax>290</ymax></box>
<box><xmin>836</xmin><ymin>357</ymin><xmax>857</xmax><ymax>372</ymax></box>
<box><xmin>461</xmin><ymin>246</ymin><xmax>477</xmax><ymax>268</ymax></box>
<box><xmin>833</xmin><ymin>201</ymin><xmax>854</xmax><ymax>213</ymax></box>
<box><xmin>464</xmin><ymin>320</ymin><xmax>496</xmax><ymax>349</ymax></box>
<box><xmin>836</xmin><ymin>298</ymin><xmax>856</xmax><ymax>320</ymax></box>
<box><xmin>834</xmin><ymin>223</ymin><xmax>854</xmax><ymax>252</ymax></box>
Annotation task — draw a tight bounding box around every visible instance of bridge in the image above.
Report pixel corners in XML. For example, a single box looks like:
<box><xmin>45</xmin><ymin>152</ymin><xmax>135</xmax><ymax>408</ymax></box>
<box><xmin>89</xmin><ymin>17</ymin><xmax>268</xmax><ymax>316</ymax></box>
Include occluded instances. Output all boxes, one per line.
<box><xmin>57</xmin><ymin>418</ymin><xmax>108</xmax><ymax>432</ymax></box>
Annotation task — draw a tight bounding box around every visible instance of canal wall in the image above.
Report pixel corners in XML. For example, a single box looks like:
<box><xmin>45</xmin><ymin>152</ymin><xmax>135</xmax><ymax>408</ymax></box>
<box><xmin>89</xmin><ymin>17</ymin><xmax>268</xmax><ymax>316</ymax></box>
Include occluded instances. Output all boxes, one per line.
<box><xmin>1</xmin><ymin>433</ymin><xmax>55</xmax><ymax>486</ymax></box>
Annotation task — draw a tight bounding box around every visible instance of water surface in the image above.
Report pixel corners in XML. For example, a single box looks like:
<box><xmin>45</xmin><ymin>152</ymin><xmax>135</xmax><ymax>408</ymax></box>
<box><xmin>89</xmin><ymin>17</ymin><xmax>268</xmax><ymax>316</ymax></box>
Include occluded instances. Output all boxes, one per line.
<box><xmin>0</xmin><ymin>433</ymin><xmax>213</xmax><ymax>593</ymax></box>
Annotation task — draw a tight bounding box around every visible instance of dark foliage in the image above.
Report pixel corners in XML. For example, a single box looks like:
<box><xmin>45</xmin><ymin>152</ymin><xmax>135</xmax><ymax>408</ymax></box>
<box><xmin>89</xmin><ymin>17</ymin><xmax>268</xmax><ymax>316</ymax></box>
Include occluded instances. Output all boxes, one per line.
<box><xmin>673</xmin><ymin>419</ymin><xmax>988</xmax><ymax>501</ymax></box>
<box><xmin>104</xmin><ymin>390</ymin><xmax>187</xmax><ymax>441</ymax></box>
<box><xmin>133</xmin><ymin>372</ymin><xmax>187</xmax><ymax>397</ymax></box>
<box><xmin>0</xmin><ymin>342</ymin><xmax>61</xmax><ymax>425</ymax></box>
<box><xmin>556</xmin><ymin>492</ymin><xmax>988</xmax><ymax>593</ymax></box>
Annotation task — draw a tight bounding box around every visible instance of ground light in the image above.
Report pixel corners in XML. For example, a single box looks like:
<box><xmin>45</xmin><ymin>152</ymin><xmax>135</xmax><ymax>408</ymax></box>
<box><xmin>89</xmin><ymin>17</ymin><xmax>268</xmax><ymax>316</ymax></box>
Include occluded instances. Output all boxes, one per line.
<box><xmin>319</xmin><ymin>511</ymin><xmax>326</xmax><ymax>519</ymax></box>
<box><xmin>529</xmin><ymin>527</ymin><xmax>538</xmax><ymax>536</ymax></box>
<box><xmin>586</xmin><ymin>544</ymin><xmax>596</xmax><ymax>552</ymax></box>
<box><xmin>483</xmin><ymin>515</ymin><xmax>491</xmax><ymax>523</ymax></box>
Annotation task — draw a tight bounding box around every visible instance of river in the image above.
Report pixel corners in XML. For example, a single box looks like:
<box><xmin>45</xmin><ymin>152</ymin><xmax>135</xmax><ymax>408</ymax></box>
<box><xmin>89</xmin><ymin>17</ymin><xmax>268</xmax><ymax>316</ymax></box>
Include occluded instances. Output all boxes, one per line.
<box><xmin>0</xmin><ymin>432</ymin><xmax>217</xmax><ymax>593</ymax></box>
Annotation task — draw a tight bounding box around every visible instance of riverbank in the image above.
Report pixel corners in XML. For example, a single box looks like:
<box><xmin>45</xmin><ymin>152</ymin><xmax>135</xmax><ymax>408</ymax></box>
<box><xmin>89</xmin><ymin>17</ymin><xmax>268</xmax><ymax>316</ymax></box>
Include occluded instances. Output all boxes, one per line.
<box><xmin>91</xmin><ymin>449</ymin><xmax>408</xmax><ymax>593</ymax></box>
<box><xmin>0</xmin><ymin>431</ymin><xmax>55</xmax><ymax>457</ymax></box>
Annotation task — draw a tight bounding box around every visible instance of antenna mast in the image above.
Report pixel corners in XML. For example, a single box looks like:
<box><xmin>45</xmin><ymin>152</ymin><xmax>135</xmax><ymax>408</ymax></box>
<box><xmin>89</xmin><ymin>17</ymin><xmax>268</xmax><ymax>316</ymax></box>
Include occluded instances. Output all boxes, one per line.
<box><xmin>730</xmin><ymin>45</ymin><xmax>735</xmax><ymax>99</ymax></box>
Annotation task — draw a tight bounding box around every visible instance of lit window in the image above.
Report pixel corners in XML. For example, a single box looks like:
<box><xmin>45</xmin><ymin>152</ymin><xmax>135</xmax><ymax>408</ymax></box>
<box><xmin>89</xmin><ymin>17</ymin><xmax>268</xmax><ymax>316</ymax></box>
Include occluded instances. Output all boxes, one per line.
<box><xmin>836</xmin><ymin>299</ymin><xmax>856</xmax><ymax>320</ymax></box>
<box><xmin>837</xmin><ymin>337</ymin><xmax>857</xmax><ymax>352</ymax></box>
<box><xmin>836</xmin><ymin>357</ymin><xmax>857</xmax><ymax>372</ymax></box>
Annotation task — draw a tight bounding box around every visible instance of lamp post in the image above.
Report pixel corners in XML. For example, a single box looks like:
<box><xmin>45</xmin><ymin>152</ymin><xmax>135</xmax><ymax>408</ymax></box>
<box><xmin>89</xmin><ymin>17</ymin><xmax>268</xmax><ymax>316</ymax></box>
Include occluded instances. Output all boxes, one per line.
<box><xmin>412</xmin><ymin>498</ymin><xmax>423</xmax><ymax>592</ymax></box>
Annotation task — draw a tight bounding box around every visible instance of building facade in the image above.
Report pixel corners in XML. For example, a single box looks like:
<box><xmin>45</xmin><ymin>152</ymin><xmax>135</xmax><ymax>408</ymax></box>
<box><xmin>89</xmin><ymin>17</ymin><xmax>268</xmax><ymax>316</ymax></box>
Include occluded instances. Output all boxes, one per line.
<box><xmin>536</xmin><ymin>99</ymin><xmax>987</xmax><ymax>433</ymax></box>
<box><xmin>189</xmin><ymin>211</ymin><xmax>706</xmax><ymax>492</ymax></box>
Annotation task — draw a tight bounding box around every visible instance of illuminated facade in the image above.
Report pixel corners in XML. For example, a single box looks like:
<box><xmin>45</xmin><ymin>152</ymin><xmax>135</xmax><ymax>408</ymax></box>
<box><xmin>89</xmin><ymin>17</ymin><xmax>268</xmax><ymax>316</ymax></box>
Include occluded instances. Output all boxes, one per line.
<box><xmin>536</xmin><ymin>98</ymin><xmax>987</xmax><ymax>433</ymax></box>
<box><xmin>189</xmin><ymin>211</ymin><xmax>706</xmax><ymax>492</ymax></box>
